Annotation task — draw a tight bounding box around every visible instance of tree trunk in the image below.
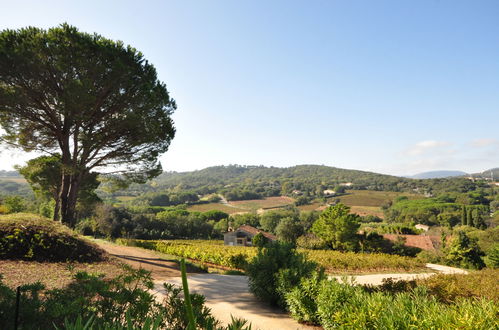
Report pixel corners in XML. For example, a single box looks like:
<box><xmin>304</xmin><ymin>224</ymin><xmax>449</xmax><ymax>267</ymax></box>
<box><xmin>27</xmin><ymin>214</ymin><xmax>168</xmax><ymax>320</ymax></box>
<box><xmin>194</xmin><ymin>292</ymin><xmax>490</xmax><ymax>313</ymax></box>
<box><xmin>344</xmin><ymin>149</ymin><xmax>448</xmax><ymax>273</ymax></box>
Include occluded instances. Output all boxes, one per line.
<box><xmin>52</xmin><ymin>194</ymin><xmax>60</xmax><ymax>222</ymax></box>
<box><xmin>65</xmin><ymin>174</ymin><xmax>81</xmax><ymax>228</ymax></box>
<box><xmin>59</xmin><ymin>172</ymin><xmax>71</xmax><ymax>226</ymax></box>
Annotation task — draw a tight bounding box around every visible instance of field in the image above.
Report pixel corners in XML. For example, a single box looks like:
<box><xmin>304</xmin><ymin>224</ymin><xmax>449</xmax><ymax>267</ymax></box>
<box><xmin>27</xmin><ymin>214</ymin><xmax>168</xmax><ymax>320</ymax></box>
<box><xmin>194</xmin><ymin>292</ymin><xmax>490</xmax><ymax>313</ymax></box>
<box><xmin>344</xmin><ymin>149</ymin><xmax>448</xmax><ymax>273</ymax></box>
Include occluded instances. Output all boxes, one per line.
<box><xmin>186</xmin><ymin>203</ymin><xmax>246</xmax><ymax>214</ymax></box>
<box><xmin>0</xmin><ymin>176</ymin><xmax>27</xmax><ymax>183</ymax></box>
<box><xmin>338</xmin><ymin>190</ymin><xmax>422</xmax><ymax>207</ymax></box>
<box><xmin>229</xmin><ymin>196</ymin><xmax>295</xmax><ymax>210</ymax></box>
<box><xmin>187</xmin><ymin>191</ymin><xmax>424</xmax><ymax>218</ymax></box>
<box><xmin>118</xmin><ymin>239</ymin><xmax>426</xmax><ymax>274</ymax></box>
<box><xmin>114</xmin><ymin>195</ymin><xmax>136</xmax><ymax>202</ymax></box>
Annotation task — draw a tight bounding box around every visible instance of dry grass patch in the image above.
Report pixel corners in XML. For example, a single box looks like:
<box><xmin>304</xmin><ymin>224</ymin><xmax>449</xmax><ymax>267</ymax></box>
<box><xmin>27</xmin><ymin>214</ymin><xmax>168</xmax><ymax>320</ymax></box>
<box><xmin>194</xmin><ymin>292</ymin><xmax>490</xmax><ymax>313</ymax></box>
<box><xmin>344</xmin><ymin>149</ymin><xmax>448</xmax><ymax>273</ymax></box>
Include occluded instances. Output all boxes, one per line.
<box><xmin>229</xmin><ymin>196</ymin><xmax>295</xmax><ymax>210</ymax></box>
<box><xmin>187</xmin><ymin>203</ymin><xmax>246</xmax><ymax>214</ymax></box>
<box><xmin>0</xmin><ymin>259</ymin><xmax>125</xmax><ymax>289</ymax></box>
<box><xmin>338</xmin><ymin>190</ymin><xmax>422</xmax><ymax>207</ymax></box>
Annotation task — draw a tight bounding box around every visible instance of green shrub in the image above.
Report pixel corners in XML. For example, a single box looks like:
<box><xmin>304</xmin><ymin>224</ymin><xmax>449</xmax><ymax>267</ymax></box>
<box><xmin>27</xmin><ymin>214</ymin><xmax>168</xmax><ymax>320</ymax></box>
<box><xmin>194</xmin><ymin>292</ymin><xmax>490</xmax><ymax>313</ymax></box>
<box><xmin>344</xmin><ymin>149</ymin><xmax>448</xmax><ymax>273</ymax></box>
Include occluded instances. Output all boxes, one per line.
<box><xmin>246</xmin><ymin>242</ymin><xmax>318</xmax><ymax>308</ymax></box>
<box><xmin>0</xmin><ymin>213</ymin><xmax>105</xmax><ymax>262</ymax></box>
<box><xmin>416</xmin><ymin>269</ymin><xmax>499</xmax><ymax>303</ymax></box>
<box><xmin>485</xmin><ymin>244</ymin><xmax>499</xmax><ymax>268</ymax></box>
<box><xmin>445</xmin><ymin>231</ymin><xmax>485</xmax><ymax>269</ymax></box>
<box><xmin>285</xmin><ymin>270</ymin><xmax>326</xmax><ymax>324</ymax></box>
<box><xmin>296</xmin><ymin>233</ymin><xmax>327</xmax><ymax>250</ymax></box>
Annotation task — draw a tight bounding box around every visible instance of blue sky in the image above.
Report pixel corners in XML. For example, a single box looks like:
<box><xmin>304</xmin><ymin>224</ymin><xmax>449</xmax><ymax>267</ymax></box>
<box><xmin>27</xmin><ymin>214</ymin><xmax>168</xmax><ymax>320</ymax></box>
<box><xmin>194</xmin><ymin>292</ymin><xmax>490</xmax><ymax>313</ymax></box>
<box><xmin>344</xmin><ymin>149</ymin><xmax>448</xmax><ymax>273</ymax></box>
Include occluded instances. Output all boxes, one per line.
<box><xmin>0</xmin><ymin>0</ymin><xmax>498</xmax><ymax>175</ymax></box>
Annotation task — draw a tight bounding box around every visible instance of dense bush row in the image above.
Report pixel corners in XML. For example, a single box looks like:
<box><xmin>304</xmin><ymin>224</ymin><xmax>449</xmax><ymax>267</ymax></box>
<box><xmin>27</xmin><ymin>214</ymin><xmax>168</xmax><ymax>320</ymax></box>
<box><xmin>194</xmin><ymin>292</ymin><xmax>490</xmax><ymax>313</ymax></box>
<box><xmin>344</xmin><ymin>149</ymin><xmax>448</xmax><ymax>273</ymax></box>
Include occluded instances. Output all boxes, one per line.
<box><xmin>0</xmin><ymin>213</ymin><xmax>105</xmax><ymax>262</ymax></box>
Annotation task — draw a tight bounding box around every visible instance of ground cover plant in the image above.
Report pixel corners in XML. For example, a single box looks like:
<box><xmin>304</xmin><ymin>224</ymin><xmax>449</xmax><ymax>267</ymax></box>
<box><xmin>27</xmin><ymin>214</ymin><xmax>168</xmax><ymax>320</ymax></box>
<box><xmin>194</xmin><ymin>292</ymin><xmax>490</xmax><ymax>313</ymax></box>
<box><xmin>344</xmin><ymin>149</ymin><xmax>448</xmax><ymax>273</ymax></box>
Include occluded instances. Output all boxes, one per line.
<box><xmin>117</xmin><ymin>239</ymin><xmax>426</xmax><ymax>273</ymax></box>
<box><xmin>0</xmin><ymin>213</ymin><xmax>105</xmax><ymax>262</ymax></box>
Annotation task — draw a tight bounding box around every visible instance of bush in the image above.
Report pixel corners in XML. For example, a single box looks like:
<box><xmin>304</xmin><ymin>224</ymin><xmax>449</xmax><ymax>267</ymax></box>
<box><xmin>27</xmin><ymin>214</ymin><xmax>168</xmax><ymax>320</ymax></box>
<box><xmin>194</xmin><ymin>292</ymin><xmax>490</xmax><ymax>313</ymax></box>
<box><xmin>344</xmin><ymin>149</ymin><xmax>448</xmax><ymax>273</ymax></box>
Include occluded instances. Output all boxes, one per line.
<box><xmin>0</xmin><ymin>213</ymin><xmax>105</xmax><ymax>262</ymax></box>
<box><xmin>285</xmin><ymin>270</ymin><xmax>326</xmax><ymax>324</ymax></box>
<box><xmin>316</xmin><ymin>278</ymin><xmax>363</xmax><ymax>328</ymax></box>
<box><xmin>416</xmin><ymin>269</ymin><xmax>499</xmax><ymax>303</ymax></box>
<box><xmin>445</xmin><ymin>231</ymin><xmax>485</xmax><ymax>269</ymax></box>
<box><xmin>296</xmin><ymin>233</ymin><xmax>327</xmax><ymax>250</ymax></box>
<box><xmin>485</xmin><ymin>244</ymin><xmax>499</xmax><ymax>268</ymax></box>
<box><xmin>246</xmin><ymin>242</ymin><xmax>318</xmax><ymax>308</ymax></box>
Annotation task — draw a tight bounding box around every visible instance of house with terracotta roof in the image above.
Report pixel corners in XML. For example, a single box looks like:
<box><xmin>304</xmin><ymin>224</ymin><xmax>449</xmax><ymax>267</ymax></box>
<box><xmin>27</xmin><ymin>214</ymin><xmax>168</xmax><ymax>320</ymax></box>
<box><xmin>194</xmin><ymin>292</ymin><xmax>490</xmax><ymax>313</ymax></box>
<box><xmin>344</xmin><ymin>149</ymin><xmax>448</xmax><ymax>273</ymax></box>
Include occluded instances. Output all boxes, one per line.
<box><xmin>223</xmin><ymin>225</ymin><xmax>277</xmax><ymax>246</ymax></box>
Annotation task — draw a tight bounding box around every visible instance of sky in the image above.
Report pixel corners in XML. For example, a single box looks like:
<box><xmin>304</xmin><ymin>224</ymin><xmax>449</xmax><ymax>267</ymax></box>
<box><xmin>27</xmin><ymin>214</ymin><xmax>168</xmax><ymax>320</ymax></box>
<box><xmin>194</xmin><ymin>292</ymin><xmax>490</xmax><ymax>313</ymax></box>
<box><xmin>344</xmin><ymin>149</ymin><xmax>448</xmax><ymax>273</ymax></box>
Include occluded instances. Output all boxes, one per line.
<box><xmin>0</xmin><ymin>0</ymin><xmax>498</xmax><ymax>176</ymax></box>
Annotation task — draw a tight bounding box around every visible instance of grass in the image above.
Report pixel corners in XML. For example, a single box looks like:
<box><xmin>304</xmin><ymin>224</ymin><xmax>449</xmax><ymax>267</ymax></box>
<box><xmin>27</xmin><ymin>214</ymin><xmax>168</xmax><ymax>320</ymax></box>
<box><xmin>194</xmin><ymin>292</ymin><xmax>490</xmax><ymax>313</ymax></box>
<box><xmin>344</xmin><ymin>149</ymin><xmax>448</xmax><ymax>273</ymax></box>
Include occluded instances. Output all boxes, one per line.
<box><xmin>114</xmin><ymin>195</ymin><xmax>136</xmax><ymax>202</ymax></box>
<box><xmin>229</xmin><ymin>196</ymin><xmax>295</xmax><ymax>210</ymax></box>
<box><xmin>349</xmin><ymin>205</ymin><xmax>385</xmax><ymax>218</ymax></box>
<box><xmin>0</xmin><ymin>259</ymin><xmax>125</xmax><ymax>290</ymax></box>
<box><xmin>337</xmin><ymin>190</ymin><xmax>421</xmax><ymax>207</ymax></box>
<box><xmin>186</xmin><ymin>203</ymin><xmax>246</xmax><ymax>214</ymax></box>
<box><xmin>0</xmin><ymin>176</ymin><xmax>27</xmax><ymax>183</ymax></box>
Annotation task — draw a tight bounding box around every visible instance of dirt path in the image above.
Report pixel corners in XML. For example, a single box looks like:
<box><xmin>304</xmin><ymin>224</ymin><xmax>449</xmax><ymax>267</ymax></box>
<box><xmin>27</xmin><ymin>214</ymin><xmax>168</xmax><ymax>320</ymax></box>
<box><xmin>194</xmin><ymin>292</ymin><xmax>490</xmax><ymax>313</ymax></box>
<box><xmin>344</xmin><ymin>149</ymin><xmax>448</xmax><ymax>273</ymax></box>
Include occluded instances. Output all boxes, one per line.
<box><xmin>97</xmin><ymin>240</ymin><xmax>191</xmax><ymax>280</ymax></box>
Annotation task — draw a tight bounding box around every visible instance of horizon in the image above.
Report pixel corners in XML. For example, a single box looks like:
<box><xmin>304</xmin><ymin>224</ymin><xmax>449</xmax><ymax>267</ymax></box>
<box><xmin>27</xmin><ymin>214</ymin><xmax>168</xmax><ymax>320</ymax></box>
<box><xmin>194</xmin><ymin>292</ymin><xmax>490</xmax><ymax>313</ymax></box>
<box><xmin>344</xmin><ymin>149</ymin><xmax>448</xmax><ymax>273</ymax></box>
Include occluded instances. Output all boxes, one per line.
<box><xmin>1</xmin><ymin>1</ymin><xmax>498</xmax><ymax>176</ymax></box>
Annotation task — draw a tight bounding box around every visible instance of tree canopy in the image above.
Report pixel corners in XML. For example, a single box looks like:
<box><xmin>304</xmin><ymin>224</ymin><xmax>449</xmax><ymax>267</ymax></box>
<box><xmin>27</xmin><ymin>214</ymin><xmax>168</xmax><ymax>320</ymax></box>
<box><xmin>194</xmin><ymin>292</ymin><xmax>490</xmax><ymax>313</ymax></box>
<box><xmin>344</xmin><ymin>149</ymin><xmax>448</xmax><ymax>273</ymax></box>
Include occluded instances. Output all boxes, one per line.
<box><xmin>0</xmin><ymin>24</ymin><xmax>176</xmax><ymax>225</ymax></box>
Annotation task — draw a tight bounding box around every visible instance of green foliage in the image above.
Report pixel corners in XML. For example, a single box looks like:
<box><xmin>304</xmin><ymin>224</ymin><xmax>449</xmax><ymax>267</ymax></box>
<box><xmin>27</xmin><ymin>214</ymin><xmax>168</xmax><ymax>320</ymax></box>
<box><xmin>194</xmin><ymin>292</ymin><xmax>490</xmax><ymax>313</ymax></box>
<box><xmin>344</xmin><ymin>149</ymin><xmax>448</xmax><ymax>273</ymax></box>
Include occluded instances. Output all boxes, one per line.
<box><xmin>296</xmin><ymin>233</ymin><xmax>327</xmax><ymax>250</ymax></box>
<box><xmin>251</xmin><ymin>232</ymin><xmax>268</xmax><ymax>248</ymax></box>
<box><xmin>3</xmin><ymin>195</ymin><xmax>27</xmax><ymax>213</ymax></box>
<box><xmin>275</xmin><ymin>217</ymin><xmax>304</xmax><ymax>244</ymax></box>
<box><xmin>0</xmin><ymin>213</ymin><xmax>104</xmax><ymax>261</ymax></box>
<box><xmin>285</xmin><ymin>270</ymin><xmax>326</xmax><ymax>324</ymax></box>
<box><xmin>386</xmin><ymin>197</ymin><xmax>489</xmax><ymax>227</ymax></box>
<box><xmin>446</xmin><ymin>231</ymin><xmax>485</xmax><ymax>269</ymax></box>
<box><xmin>230</xmin><ymin>213</ymin><xmax>260</xmax><ymax>229</ymax></box>
<box><xmin>416</xmin><ymin>269</ymin><xmax>499</xmax><ymax>303</ymax></box>
<box><xmin>120</xmin><ymin>164</ymin><xmax>482</xmax><ymax>200</ymax></box>
<box><xmin>286</xmin><ymin>275</ymin><xmax>499</xmax><ymax>329</ymax></box>
<box><xmin>0</xmin><ymin>24</ymin><xmax>176</xmax><ymax>225</ymax></box>
<box><xmin>486</xmin><ymin>244</ymin><xmax>499</xmax><ymax>268</ymax></box>
<box><xmin>311</xmin><ymin>204</ymin><xmax>360</xmax><ymax>251</ymax></box>
<box><xmin>246</xmin><ymin>242</ymin><xmax>318</xmax><ymax>308</ymax></box>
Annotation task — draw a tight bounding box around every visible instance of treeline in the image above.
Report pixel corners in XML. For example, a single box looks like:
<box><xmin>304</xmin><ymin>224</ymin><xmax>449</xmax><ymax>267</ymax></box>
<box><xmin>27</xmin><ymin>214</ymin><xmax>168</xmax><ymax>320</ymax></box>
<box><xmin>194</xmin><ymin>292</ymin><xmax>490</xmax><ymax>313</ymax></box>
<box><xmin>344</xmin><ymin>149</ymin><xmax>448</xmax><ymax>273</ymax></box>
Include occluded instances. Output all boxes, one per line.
<box><xmin>384</xmin><ymin>191</ymin><xmax>493</xmax><ymax>228</ymax></box>
<box><xmin>98</xmin><ymin>164</ymin><xmax>488</xmax><ymax>201</ymax></box>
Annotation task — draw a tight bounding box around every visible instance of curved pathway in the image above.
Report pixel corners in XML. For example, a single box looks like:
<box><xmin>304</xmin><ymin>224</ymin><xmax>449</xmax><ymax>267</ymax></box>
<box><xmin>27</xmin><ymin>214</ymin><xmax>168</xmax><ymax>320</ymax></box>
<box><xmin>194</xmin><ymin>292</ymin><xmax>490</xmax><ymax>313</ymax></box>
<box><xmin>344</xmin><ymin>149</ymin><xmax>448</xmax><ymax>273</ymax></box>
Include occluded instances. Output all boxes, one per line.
<box><xmin>95</xmin><ymin>241</ymin><xmax>467</xmax><ymax>330</ymax></box>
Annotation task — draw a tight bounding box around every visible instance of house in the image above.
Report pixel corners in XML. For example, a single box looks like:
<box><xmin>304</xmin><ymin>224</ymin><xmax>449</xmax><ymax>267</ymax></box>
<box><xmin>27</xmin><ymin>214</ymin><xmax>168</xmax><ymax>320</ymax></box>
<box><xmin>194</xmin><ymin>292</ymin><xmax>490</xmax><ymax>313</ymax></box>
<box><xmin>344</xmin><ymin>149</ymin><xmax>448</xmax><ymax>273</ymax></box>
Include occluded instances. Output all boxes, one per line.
<box><xmin>223</xmin><ymin>225</ymin><xmax>277</xmax><ymax>246</ymax></box>
<box><xmin>415</xmin><ymin>224</ymin><xmax>430</xmax><ymax>232</ymax></box>
<box><xmin>323</xmin><ymin>189</ymin><xmax>336</xmax><ymax>196</ymax></box>
<box><xmin>340</xmin><ymin>182</ymin><xmax>353</xmax><ymax>187</ymax></box>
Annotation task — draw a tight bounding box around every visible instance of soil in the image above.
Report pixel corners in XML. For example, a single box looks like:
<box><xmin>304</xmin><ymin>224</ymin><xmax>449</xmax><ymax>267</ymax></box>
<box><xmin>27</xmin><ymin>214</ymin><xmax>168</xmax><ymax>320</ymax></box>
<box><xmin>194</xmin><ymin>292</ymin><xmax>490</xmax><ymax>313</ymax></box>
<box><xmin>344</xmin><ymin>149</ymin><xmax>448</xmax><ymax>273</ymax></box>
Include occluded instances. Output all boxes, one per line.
<box><xmin>95</xmin><ymin>240</ymin><xmax>204</xmax><ymax>280</ymax></box>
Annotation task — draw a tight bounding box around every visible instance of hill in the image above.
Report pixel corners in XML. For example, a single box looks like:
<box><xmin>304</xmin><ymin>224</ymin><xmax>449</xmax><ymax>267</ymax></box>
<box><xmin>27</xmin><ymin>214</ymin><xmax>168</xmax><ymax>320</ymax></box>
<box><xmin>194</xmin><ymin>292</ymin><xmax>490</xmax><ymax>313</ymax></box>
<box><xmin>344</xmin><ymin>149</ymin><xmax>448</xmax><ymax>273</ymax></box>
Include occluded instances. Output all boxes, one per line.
<box><xmin>100</xmin><ymin>164</ymin><xmax>482</xmax><ymax>201</ymax></box>
<box><xmin>409</xmin><ymin>170</ymin><xmax>467</xmax><ymax>179</ymax></box>
<box><xmin>472</xmin><ymin>168</ymin><xmax>499</xmax><ymax>180</ymax></box>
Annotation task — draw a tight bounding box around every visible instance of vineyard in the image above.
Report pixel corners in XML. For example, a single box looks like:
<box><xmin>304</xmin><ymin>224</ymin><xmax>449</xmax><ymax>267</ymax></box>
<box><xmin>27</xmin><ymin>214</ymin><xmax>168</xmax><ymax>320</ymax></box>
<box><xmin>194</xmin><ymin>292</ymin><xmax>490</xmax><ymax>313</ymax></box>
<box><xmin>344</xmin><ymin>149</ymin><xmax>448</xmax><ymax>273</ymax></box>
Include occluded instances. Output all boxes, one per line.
<box><xmin>116</xmin><ymin>239</ymin><xmax>426</xmax><ymax>274</ymax></box>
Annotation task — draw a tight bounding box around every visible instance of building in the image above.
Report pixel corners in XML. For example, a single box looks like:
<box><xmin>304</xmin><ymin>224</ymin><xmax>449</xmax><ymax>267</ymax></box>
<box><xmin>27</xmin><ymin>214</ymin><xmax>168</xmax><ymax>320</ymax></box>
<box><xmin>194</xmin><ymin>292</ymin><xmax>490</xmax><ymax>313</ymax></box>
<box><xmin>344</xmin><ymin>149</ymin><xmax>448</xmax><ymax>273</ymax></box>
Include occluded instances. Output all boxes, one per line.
<box><xmin>223</xmin><ymin>225</ymin><xmax>277</xmax><ymax>246</ymax></box>
<box><xmin>415</xmin><ymin>224</ymin><xmax>430</xmax><ymax>232</ymax></box>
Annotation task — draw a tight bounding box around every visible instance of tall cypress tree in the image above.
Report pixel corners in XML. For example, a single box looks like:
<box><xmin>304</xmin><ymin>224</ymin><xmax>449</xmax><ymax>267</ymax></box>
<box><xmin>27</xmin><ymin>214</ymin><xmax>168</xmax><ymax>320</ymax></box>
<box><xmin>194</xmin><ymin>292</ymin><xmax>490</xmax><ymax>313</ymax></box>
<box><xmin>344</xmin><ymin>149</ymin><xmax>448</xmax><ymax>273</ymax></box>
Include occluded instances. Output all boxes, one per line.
<box><xmin>461</xmin><ymin>206</ymin><xmax>467</xmax><ymax>226</ymax></box>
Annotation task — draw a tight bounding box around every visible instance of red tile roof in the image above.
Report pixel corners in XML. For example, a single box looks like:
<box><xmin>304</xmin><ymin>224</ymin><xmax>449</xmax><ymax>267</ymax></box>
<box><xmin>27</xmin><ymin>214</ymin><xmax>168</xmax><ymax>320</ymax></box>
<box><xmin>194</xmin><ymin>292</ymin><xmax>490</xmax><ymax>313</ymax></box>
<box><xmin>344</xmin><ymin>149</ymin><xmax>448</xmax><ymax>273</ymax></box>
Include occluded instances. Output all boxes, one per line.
<box><xmin>236</xmin><ymin>225</ymin><xmax>277</xmax><ymax>241</ymax></box>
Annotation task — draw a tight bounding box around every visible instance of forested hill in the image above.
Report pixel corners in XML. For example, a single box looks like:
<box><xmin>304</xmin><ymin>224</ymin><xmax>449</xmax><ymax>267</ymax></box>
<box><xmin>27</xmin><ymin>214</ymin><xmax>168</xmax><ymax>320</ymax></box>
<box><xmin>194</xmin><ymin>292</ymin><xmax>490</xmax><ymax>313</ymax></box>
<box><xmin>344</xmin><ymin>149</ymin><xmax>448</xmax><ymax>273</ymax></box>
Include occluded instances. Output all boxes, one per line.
<box><xmin>108</xmin><ymin>164</ymin><xmax>482</xmax><ymax>199</ymax></box>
